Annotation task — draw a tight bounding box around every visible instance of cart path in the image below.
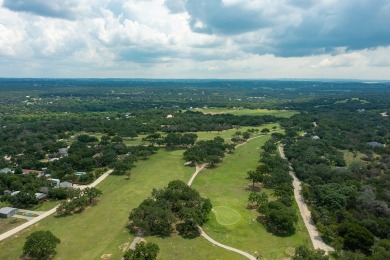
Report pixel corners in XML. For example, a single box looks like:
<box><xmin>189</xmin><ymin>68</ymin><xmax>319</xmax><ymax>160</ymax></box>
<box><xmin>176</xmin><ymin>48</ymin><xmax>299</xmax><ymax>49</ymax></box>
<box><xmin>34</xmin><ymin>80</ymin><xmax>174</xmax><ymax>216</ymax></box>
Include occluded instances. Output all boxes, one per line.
<box><xmin>0</xmin><ymin>169</ymin><xmax>113</xmax><ymax>242</ymax></box>
<box><xmin>186</xmin><ymin>137</ymin><xmax>263</xmax><ymax>260</ymax></box>
<box><xmin>278</xmin><ymin>145</ymin><xmax>334</xmax><ymax>254</ymax></box>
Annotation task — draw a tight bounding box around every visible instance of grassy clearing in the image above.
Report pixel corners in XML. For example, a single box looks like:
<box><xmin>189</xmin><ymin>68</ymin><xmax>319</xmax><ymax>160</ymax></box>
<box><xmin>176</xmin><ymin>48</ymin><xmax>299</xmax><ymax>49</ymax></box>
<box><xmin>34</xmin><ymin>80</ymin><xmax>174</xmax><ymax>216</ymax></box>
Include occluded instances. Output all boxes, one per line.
<box><xmin>0</xmin><ymin>149</ymin><xmax>189</xmax><ymax>259</ymax></box>
<box><xmin>191</xmin><ymin>108</ymin><xmax>298</xmax><ymax>118</ymax></box>
<box><xmin>342</xmin><ymin>149</ymin><xmax>365</xmax><ymax>166</ymax></box>
<box><xmin>0</xmin><ymin>218</ymin><xmax>28</xmax><ymax>234</ymax></box>
<box><xmin>195</xmin><ymin>123</ymin><xmax>280</xmax><ymax>141</ymax></box>
<box><xmin>192</xmin><ymin>136</ymin><xmax>311</xmax><ymax>259</ymax></box>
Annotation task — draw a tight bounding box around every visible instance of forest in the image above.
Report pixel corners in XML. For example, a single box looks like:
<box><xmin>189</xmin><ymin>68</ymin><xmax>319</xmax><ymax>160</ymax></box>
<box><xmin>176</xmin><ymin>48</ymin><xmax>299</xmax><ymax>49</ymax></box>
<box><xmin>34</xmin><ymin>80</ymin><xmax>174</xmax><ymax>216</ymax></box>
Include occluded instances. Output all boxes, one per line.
<box><xmin>0</xmin><ymin>78</ymin><xmax>389</xmax><ymax>259</ymax></box>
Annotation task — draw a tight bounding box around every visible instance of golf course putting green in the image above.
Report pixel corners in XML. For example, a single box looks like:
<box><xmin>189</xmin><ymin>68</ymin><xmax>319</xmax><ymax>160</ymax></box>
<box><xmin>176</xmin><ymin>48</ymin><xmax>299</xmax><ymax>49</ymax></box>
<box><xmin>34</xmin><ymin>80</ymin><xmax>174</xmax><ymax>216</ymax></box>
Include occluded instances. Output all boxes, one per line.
<box><xmin>212</xmin><ymin>206</ymin><xmax>242</xmax><ymax>226</ymax></box>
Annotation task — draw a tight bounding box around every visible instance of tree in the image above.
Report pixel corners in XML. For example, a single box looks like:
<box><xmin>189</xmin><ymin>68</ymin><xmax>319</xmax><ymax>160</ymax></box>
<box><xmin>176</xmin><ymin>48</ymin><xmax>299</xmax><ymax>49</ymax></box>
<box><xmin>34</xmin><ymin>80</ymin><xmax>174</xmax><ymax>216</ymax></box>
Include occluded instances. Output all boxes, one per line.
<box><xmin>261</xmin><ymin>128</ymin><xmax>270</xmax><ymax>134</ymax></box>
<box><xmin>339</xmin><ymin>222</ymin><xmax>375</xmax><ymax>253</ymax></box>
<box><xmin>246</xmin><ymin>170</ymin><xmax>263</xmax><ymax>188</ymax></box>
<box><xmin>248</xmin><ymin>191</ymin><xmax>260</xmax><ymax>206</ymax></box>
<box><xmin>83</xmin><ymin>187</ymin><xmax>102</xmax><ymax>203</ymax></box>
<box><xmin>23</xmin><ymin>230</ymin><xmax>61</xmax><ymax>259</ymax></box>
<box><xmin>242</xmin><ymin>131</ymin><xmax>251</xmax><ymax>140</ymax></box>
<box><xmin>293</xmin><ymin>245</ymin><xmax>328</xmax><ymax>260</ymax></box>
<box><xmin>123</xmin><ymin>241</ymin><xmax>160</xmax><ymax>260</ymax></box>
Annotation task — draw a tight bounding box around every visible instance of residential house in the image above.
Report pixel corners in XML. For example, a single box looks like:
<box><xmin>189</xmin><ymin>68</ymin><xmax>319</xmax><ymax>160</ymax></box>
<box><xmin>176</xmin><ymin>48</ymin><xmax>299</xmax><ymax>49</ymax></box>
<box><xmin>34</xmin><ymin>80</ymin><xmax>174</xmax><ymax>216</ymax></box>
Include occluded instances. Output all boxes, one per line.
<box><xmin>367</xmin><ymin>141</ymin><xmax>386</xmax><ymax>148</ymax></box>
<box><xmin>0</xmin><ymin>168</ymin><xmax>13</xmax><ymax>174</ymax></box>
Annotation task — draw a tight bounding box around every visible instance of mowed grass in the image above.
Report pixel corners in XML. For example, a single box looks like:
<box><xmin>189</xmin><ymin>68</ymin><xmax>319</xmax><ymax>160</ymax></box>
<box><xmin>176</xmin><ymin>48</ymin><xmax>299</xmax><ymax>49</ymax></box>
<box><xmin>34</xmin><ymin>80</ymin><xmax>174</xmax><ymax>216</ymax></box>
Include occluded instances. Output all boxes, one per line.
<box><xmin>192</xmin><ymin>108</ymin><xmax>298</xmax><ymax>118</ymax></box>
<box><xmin>0</xmin><ymin>149</ymin><xmax>237</xmax><ymax>260</ymax></box>
<box><xmin>213</xmin><ymin>206</ymin><xmax>242</xmax><ymax>226</ymax></box>
<box><xmin>195</xmin><ymin>123</ymin><xmax>280</xmax><ymax>141</ymax></box>
<box><xmin>192</xmin><ymin>136</ymin><xmax>311</xmax><ymax>259</ymax></box>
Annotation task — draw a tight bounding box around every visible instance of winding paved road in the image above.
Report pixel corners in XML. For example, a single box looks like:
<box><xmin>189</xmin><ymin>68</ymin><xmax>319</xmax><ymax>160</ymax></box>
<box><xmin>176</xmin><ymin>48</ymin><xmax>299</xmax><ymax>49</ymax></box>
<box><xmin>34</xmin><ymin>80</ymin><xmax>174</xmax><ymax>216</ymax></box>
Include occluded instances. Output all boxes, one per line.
<box><xmin>278</xmin><ymin>145</ymin><xmax>334</xmax><ymax>254</ymax></box>
<box><xmin>0</xmin><ymin>169</ymin><xmax>113</xmax><ymax>242</ymax></box>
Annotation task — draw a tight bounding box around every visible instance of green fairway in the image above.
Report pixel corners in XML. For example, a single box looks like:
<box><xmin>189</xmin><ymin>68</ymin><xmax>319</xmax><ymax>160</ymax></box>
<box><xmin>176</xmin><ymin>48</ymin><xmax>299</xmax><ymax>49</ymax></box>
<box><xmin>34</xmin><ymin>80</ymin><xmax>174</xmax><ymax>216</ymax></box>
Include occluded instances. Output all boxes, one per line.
<box><xmin>0</xmin><ymin>149</ymin><xmax>233</xmax><ymax>259</ymax></box>
<box><xmin>191</xmin><ymin>108</ymin><xmax>298</xmax><ymax>118</ymax></box>
<box><xmin>192</xmin><ymin>136</ymin><xmax>311</xmax><ymax>259</ymax></box>
<box><xmin>1</xmin><ymin>132</ymin><xmax>306</xmax><ymax>260</ymax></box>
<box><xmin>195</xmin><ymin>123</ymin><xmax>280</xmax><ymax>141</ymax></box>
<box><xmin>213</xmin><ymin>206</ymin><xmax>242</xmax><ymax>226</ymax></box>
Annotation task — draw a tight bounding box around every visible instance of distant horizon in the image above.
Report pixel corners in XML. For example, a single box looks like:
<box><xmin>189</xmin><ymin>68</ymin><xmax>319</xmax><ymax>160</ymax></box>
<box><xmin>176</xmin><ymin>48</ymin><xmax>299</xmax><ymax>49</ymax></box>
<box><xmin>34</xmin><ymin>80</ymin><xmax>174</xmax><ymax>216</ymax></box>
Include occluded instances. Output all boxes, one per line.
<box><xmin>0</xmin><ymin>77</ymin><xmax>389</xmax><ymax>83</ymax></box>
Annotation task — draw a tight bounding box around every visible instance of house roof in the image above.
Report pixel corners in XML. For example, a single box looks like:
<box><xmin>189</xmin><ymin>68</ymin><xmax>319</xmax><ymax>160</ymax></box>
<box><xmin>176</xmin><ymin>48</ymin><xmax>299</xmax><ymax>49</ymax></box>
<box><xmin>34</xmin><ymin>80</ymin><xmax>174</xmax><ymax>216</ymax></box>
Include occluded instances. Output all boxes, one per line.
<box><xmin>59</xmin><ymin>181</ymin><xmax>72</xmax><ymax>188</ymax></box>
<box><xmin>35</xmin><ymin>193</ymin><xmax>47</xmax><ymax>200</ymax></box>
<box><xmin>0</xmin><ymin>168</ymin><xmax>12</xmax><ymax>174</ymax></box>
<box><xmin>0</xmin><ymin>207</ymin><xmax>17</xmax><ymax>214</ymax></box>
<box><xmin>367</xmin><ymin>141</ymin><xmax>385</xmax><ymax>148</ymax></box>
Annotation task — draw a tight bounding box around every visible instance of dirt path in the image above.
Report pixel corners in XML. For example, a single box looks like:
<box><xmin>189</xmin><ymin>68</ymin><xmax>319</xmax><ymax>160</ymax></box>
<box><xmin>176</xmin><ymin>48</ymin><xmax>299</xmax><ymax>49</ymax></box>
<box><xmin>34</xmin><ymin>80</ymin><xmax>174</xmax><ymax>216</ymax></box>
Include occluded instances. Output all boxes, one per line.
<box><xmin>278</xmin><ymin>145</ymin><xmax>334</xmax><ymax>254</ymax></box>
<box><xmin>0</xmin><ymin>169</ymin><xmax>113</xmax><ymax>242</ymax></box>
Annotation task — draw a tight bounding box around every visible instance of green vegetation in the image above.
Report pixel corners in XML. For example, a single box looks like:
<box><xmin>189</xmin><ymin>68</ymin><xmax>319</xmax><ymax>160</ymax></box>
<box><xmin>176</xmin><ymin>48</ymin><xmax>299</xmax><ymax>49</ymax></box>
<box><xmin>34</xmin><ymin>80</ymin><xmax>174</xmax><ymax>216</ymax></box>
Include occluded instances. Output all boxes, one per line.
<box><xmin>1</xmin><ymin>79</ymin><xmax>390</xmax><ymax>259</ymax></box>
<box><xmin>192</xmin><ymin>136</ymin><xmax>311</xmax><ymax>259</ymax></box>
<box><xmin>0</xmin><ymin>218</ymin><xmax>27</xmax><ymax>234</ymax></box>
<box><xmin>0</xmin><ymin>150</ymin><xmax>225</xmax><ymax>260</ymax></box>
<box><xmin>23</xmin><ymin>230</ymin><xmax>61</xmax><ymax>259</ymax></box>
<box><xmin>123</xmin><ymin>241</ymin><xmax>159</xmax><ymax>260</ymax></box>
<box><xmin>192</xmin><ymin>108</ymin><xmax>298</xmax><ymax>118</ymax></box>
<box><xmin>128</xmin><ymin>180</ymin><xmax>211</xmax><ymax>237</ymax></box>
<box><xmin>212</xmin><ymin>206</ymin><xmax>241</xmax><ymax>226</ymax></box>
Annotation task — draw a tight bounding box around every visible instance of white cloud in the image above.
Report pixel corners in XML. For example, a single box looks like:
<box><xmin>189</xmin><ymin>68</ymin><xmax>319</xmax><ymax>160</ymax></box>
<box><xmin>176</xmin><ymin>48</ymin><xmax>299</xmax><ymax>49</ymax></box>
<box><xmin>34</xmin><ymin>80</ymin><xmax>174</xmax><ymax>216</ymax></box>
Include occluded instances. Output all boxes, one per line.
<box><xmin>0</xmin><ymin>0</ymin><xmax>389</xmax><ymax>79</ymax></box>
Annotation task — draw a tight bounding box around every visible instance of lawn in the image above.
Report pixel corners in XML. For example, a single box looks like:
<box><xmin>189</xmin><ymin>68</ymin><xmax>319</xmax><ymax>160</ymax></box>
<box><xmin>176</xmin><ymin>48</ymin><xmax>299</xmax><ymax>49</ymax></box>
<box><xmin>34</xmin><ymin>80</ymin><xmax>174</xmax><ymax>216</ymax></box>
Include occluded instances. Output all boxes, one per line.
<box><xmin>1</xmin><ymin>133</ymin><xmax>308</xmax><ymax>260</ymax></box>
<box><xmin>192</xmin><ymin>136</ymin><xmax>311</xmax><ymax>259</ymax></box>
<box><xmin>0</xmin><ymin>218</ymin><xmax>28</xmax><ymax>234</ymax></box>
<box><xmin>0</xmin><ymin>149</ymin><xmax>238</xmax><ymax>259</ymax></box>
<box><xmin>195</xmin><ymin>123</ymin><xmax>280</xmax><ymax>141</ymax></box>
<box><xmin>191</xmin><ymin>108</ymin><xmax>298</xmax><ymax>118</ymax></box>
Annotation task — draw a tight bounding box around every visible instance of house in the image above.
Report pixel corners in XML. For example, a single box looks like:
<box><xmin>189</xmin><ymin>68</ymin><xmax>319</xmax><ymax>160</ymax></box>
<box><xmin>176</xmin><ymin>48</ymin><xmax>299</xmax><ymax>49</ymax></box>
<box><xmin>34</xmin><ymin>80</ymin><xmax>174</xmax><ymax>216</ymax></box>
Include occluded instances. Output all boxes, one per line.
<box><xmin>58</xmin><ymin>148</ymin><xmax>68</xmax><ymax>157</ymax></box>
<box><xmin>312</xmin><ymin>136</ymin><xmax>320</xmax><ymax>140</ymax></box>
<box><xmin>11</xmin><ymin>191</ymin><xmax>20</xmax><ymax>196</ymax></box>
<box><xmin>48</xmin><ymin>178</ymin><xmax>60</xmax><ymax>187</ymax></box>
<box><xmin>59</xmin><ymin>181</ymin><xmax>73</xmax><ymax>188</ymax></box>
<box><xmin>0</xmin><ymin>207</ymin><xmax>18</xmax><ymax>218</ymax></box>
<box><xmin>35</xmin><ymin>193</ymin><xmax>47</xmax><ymax>201</ymax></box>
<box><xmin>0</xmin><ymin>168</ymin><xmax>13</xmax><ymax>174</ymax></box>
<box><xmin>166</xmin><ymin>114</ymin><xmax>174</xmax><ymax>118</ymax></box>
<box><xmin>75</xmin><ymin>171</ymin><xmax>86</xmax><ymax>176</ymax></box>
<box><xmin>367</xmin><ymin>141</ymin><xmax>386</xmax><ymax>148</ymax></box>
<box><xmin>3</xmin><ymin>190</ymin><xmax>11</xmax><ymax>196</ymax></box>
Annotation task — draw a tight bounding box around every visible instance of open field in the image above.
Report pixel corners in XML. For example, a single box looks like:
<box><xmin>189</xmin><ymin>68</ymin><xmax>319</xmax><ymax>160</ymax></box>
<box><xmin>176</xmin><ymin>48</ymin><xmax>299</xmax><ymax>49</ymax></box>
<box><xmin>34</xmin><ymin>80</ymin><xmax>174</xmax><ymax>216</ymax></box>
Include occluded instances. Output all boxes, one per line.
<box><xmin>0</xmin><ymin>149</ymin><xmax>241</xmax><ymax>259</ymax></box>
<box><xmin>195</xmin><ymin>123</ymin><xmax>280</xmax><ymax>141</ymax></box>
<box><xmin>191</xmin><ymin>108</ymin><xmax>298</xmax><ymax>118</ymax></box>
<box><xmin>0</xmin><ymin>218</ymin><xmax>28</xmax><ymax>234</ymax></box>
<box><xmin>1</xmin><ymin>133</ymin><xmax>306</xmax><ymax>260</ymax></box>
<box><xmin>192</xmin><ymin>136</ymin><xmax>311</xmax><ymax>259</ymax></box>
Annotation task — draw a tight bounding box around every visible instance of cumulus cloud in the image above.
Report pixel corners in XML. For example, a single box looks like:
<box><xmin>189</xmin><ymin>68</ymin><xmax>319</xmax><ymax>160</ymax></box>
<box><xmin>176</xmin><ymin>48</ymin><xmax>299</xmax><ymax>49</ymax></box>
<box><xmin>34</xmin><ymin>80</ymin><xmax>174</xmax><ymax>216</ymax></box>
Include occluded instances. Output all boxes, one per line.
<box><xmin>0</xmin><ymin>0</ymin><xmax>389</xmax><ymax>79</ymax></box>
<box><xmin>2</xmin><ymin>0</ymin><xmax>94</xmax><ymax>20</ymax></box>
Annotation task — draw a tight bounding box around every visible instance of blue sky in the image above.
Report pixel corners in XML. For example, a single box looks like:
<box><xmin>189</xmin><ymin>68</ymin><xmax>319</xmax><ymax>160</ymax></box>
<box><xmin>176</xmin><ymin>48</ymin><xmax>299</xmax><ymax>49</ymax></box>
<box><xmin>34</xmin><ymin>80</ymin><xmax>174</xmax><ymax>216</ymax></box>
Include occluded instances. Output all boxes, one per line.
<box><xmin>0</xmin><ymin>0</ymin><xmax>390</xmax><ymax>79</ymax></box>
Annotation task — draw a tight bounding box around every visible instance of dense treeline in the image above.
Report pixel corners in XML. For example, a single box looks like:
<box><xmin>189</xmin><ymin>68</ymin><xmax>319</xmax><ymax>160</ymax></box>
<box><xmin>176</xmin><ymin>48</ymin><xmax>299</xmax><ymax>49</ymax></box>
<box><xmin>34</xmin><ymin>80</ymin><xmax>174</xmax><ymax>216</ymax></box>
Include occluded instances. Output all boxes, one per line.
<box><xmin>247</xmin><ymin>135</ymin><xmax>297</xmax><ymax>236</ymax></box>
<box><xmin>281</xmin><ymin>99</ymin><xmax>390</xmax><ymax>257</ymax></box>
<box><xmin>183</xmin><ymin>137</ymin><xmax>235</xmax><ymax>166</ymax></box>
